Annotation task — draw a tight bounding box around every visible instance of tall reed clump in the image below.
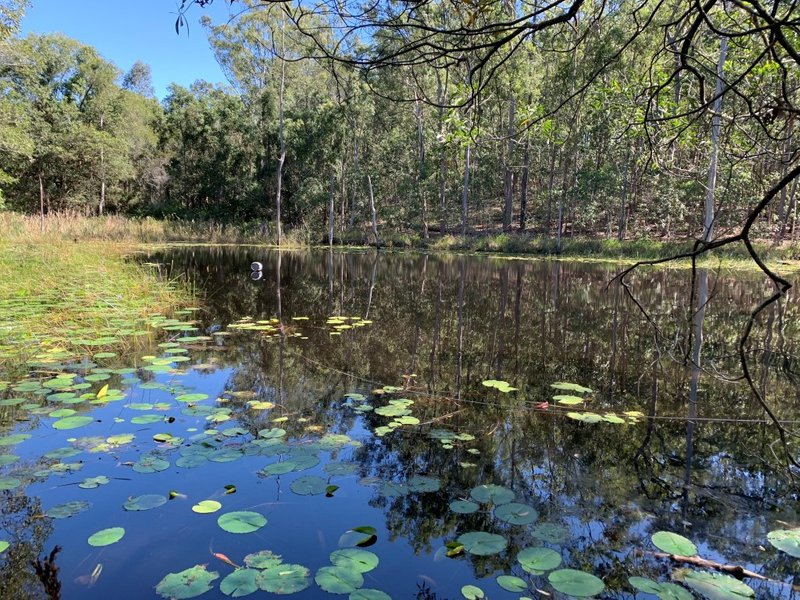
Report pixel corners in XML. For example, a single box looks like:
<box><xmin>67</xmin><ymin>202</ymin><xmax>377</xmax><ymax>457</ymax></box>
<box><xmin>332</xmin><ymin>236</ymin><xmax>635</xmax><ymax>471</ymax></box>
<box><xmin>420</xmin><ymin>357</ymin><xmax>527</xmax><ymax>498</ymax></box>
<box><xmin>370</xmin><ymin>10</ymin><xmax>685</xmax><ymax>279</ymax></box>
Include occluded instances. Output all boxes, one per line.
<box><xmin>0</xmin><ymin>240</ymin><xmax>192</xmax><ymax>377</ymax></box>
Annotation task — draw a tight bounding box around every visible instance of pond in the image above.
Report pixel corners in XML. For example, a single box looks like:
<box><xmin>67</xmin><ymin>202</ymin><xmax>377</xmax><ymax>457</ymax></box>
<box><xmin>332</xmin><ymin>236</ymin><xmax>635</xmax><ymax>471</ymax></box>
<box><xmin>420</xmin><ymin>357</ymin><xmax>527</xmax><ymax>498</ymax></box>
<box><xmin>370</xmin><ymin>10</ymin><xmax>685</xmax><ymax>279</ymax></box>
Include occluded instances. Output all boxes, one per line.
<box><xmin>1</xmin><ymin>246</ymin><xmax>799</xmax><ymax>599</ymax></box>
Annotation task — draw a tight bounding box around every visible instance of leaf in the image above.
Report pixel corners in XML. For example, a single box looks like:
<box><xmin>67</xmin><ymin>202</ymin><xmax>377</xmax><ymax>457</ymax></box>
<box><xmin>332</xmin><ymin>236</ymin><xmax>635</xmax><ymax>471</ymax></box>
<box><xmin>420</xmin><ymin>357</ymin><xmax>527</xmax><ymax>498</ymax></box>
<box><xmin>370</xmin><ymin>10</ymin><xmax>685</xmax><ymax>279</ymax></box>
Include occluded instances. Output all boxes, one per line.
<box><xmin>517</xmin><ymin>547</ymin><xmax>562</xmax><ymax>574</ymax></box>
<box><xmin>548</xmin><ymin>569</ymin><xmax>605</xmax><ymax>597</ymax></box>
<box><xmin>124</xmin><ymin>494</ymin><xmax>167</xmax><ymax>511</ymax></box>
<box><xmin>673</xmin><ymin>569</ymin><xmax>755</xmax><ymax>600</ymax></box>
<box><xmin>52</xmin><ymin>416</ymin><xmax>93</xmax><ymax>430</ymax></box>
<box><xmin>494</xmin><ymin>502</ymin><xmax>539</xmax><ymax>525</ymax></box>
<box><xmin>217</xmin><ymin>511</ymin><xmax>267</xmax><ymax>534</ymax></box>
<box><xmin>192</xmin><ymin>500</ymin><xmax>222</xmax><ymax>514</ymax></box>
<box><xmin>46</xmin><ymin>500</ymin><xmax>91</xmax><ymax>519</ymax></box>
<box><xmin>550</xmin><ymin>382</ymin><xmax>593</xmax><ymax>393</ymax></box>
<box><xmin>133</xmin><ymin>454</ymin><xmax>170</xmax><ymax>473</ymax></box>
<box><xmin>96</xmin><ymin>384</ymin><xmax>109</xmax><ymax>398</ymax></box>
<box><xmin>469</xmin><ymin>484</ymin><xmax>515</xmax><ymax>505</ymax></box>
<box><xmin>349</xmin><ymin>590</ymin><xmax>391</xmax><ymax>600</ymax></box>
<box><xmin>220</xmin><ymin>569</ymin><xmax>259</xmax><ymax>597</ymax></box>
<box><xmin>339</xmin><ymin>526</ymin><xmax>377</xmax><ymax>548</ymax></box>
<box><xmin>156</xmin><ymin>565</ymin><xmax>220</xmax><ymax>599</ymax></box>
<box><xmin>315</xmin><ymin>566</ymin><xmax>364</xmax><ymax>594</ymax></box>
<box><xmin>651</xmin><ymin>531</ymin><xmax>698</xmax><ymax>556</ymax></box>
<box><xmin>256</xmin><ymin>564</ymin><xmax>310</xmax><ymax>594</ymax></box>
<box><xmin>460</xmin><ymin>585</ymin><xmax>484</xmax><ymax>599</ymax></box>
<box><xmin>450</xmin><ymin>500</ymin><xmax>479</xmax><ymax>514</ymax></box>
<box><xmin>496</xmin><ymin>575</ymin><xmax>527</xmax><ymax>592</ymax></box>
<box><xmin>457</xmin><ymin>531</ymin><xmax>508</xmax><ymax>556</ymax></box>
<box><xmin>481</xmin><ymin>379</ymin><xmax>517</xmax><ymax>392</ymax></box>
<box><xmin>244</xmin><ymin>550</ymin><xmax>282</xmax><ymax>569</ymax></box>
<box><xmin>88</xmin><ymin>527</ymin><xmax>125</xmax><ymax>547</ymax></box>
<box><xmin>408</xmin><ymin>475</ymin><xmax>440</xmax><ymax>493</ymax></box>
<box><xmin>767</xmin><ymin>528</ymin><xmax>800</xmax><ymax>558</ymax></box>
<box><xmin>629</xmin><ymin>577</ymin><xmax>663</xmax><ymax>594</ymax></box>
<box><xmin>0</xmin><ymin>541</ymin><xmax>8</xmax><ymax>553</ymax></box>
<box><xmin>290</xmin><ymin>475</ymin><xmax>327</xmax><ymax>496</ymax></box>
<box><xmin>330</xmin><ymin>549</ymin><xmax>379</xmax><ymax>573</ymax></box>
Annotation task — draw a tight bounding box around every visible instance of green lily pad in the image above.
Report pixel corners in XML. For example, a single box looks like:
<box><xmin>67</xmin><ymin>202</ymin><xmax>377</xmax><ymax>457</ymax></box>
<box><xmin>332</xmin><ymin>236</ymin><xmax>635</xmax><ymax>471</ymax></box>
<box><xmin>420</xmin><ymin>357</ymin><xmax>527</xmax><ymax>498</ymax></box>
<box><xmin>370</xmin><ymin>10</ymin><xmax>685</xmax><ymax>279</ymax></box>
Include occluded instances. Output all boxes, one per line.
<box><xmin>46</xmin><ymin>500</ymin><xmax>91</xmax><ymax>518</ymax></box>
<box><xmin>0</xmin><ymin>541</ymin><xmax>8</xmax><ymax>553</ymax></box>
<box><xmin>450</xmin><ymin>500</ymin><xmax>480</xmax><ymax>514</ymax></box>
<box><xmin>496</xmin><ymin>575</ymin><xmax>527</xmax><ymax>592</ymax></box>
<box><xmin>652</xmin><ymin>531</ymin><xmax>698</xmax><ymax>556</ymax></box>
<box><xmin>550</xmin><ymin>382</ymin><xmax>593</xmax><ymax>393</ymax></box>
<box><xmin>548</xmin><ymin>569</ymin><xmax>605</xmax><ymax>597</ymax></box>
<box><xmin>629</xmin><ymin>576</ymin><xmax>664</xmax><ymax>594</ymax></box>
<box><xmin>244</xmin><ymin>550</ymin><xmax>283</xmax><ymax>569</ymax></box>
<box><xmin>330</xmin><ymin>549</ymin><xmax>379</xmax><ymax>573</ymax></box>
<box><xmin>192</xmin><ymin>500</ymin><xmax>222</xmax><ymax>514</ymax></box>
<box><xmin>517</xmin><ymin>546</ymin><xmax>562</xmax><ymax>574</ymax></box>
<box><xmin>0</xmin><ymin>476</ymin><xmax>21</xmax><ymax>490</ymax></box>
<box><xmin>531</xmin><ymin>522</ymin><xmax>569</xmax><ymax>543</ymax></box>
<box><xmin>88</xmin><ymin>527</ymin><xmax>125</xmax><ymax>547</ymax></box>
<box><xmin>156</xmin><ymin>565</ymin><xmax>220</xmax><ymax>599</ymax></box>
<box><xmin>220</xmin><ymin>569</ymin><xmax>259</xmax><ymax>597</ymax></box>
<box><xmin>315</xmin><ymin>566</ymin><xmax>364</xmax><ymax>594</ymax></box>
<box><xmin>124</xmin><ymin>494</ymin><xmax>168</xmax><ymax>511</ymax></box>
<box><xmin>217</xmin><ymin>511</ymin><xmax>267</xmax><ymax>534</ymax></box>
<box><xmin>461</xmin><ymin>585</ymin><xmax>484</xmax><ymax>600</ymax></box>
<box><xmin>256</xmin><ymin>564</ymin><xmax>310</xmax><ymax>594</ymax></box>
<box><xmin>659</xmin><ymin>583</ymin><xmax>695</xmax><ymax>600</ymax></box>
<box><xmin>0</xmin><ymin>454</ymin><xmax>19</xmax><ymax>466</ymax></box>
<box><xmin>408</xmin><ymin>476</ymin><xmax>440</xmax><ymax>493</ymax></box>
<box><xmin>767</xmin><ymin>528</ymin><xmax>800</xmax><ymax>558</ymax></box>
<box><xmin>673</xmin><ymin>569</ymin><xmax>754</xmax><ymax>599</ymax></box>
<box><xmin>338</xmin><ymin>526</ymin><xmax>377</xmax><ymax>548</ymax></box>
<box><xmin>133</xmin><ymin>454</ymin><xmax>170</xmax><ymax>473</ymax></box>
<box><xmin>470</xmin><ymin>484</ymin><xmax>514</xmax><ymax>505</ymax></box>
<box><xmin>349</xmin><ymin>590</ymin><xmax>391</xmax><ymax>600</ymax></box>
<box><xmin>494</xmin><ymin>502</ymin><xmax>538</xmax><ymax>525</ymax></box>
<box><xmin>175</xmin><ymin>393</ymin><xmax>209</xmax><ymax>403</ymax></box>
<box><xmin>457</xmin><ymin>531</ymin><xmax>507</xmax><ymax>556</ymax></box>
<box><xmin>79</xmin><ymin>475</ymin><xmax>110</xmax><ymax>489</ymax></box>
<box><xmin>52</xmin><ymin>416</ymin><xmax>93</xmax><ymax>430</ymax></box>
<box><xmin>290</xmin><ymin>475</ymin><xmax>327</xmax><ymax>496</ymax></box>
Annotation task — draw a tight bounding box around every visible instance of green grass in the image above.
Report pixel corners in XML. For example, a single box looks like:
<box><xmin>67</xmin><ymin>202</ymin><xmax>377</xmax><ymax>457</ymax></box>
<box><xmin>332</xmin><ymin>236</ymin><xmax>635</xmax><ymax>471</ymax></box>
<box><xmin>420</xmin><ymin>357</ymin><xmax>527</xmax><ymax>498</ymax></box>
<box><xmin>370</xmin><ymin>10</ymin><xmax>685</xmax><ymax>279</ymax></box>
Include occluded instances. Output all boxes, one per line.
<box><xmin>0</xmin><ymin>240</ymin><xmax>191</xmax><ymax>377</ymax></box>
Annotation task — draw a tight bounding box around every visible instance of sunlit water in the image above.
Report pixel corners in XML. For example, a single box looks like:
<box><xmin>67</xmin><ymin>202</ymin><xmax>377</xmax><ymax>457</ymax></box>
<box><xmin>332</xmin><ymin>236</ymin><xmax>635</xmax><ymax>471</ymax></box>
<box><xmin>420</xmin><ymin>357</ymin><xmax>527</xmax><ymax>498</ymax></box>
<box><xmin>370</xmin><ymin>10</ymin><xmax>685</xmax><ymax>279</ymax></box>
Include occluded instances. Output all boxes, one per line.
<box><xmin>1</xmin><ymin>246</ymin><xmax>799</xmax><ymax>599</ymax></box>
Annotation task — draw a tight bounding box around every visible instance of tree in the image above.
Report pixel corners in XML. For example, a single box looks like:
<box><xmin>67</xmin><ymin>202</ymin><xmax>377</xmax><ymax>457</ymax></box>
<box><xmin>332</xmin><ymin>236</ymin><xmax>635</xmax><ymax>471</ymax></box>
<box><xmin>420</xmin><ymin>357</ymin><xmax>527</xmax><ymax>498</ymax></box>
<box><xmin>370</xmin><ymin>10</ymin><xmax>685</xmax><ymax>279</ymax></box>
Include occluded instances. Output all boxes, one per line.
<box><xmin>122</xmin><ymin>60</ymin><xmax>156</xmax><ymax>98</ymax></box>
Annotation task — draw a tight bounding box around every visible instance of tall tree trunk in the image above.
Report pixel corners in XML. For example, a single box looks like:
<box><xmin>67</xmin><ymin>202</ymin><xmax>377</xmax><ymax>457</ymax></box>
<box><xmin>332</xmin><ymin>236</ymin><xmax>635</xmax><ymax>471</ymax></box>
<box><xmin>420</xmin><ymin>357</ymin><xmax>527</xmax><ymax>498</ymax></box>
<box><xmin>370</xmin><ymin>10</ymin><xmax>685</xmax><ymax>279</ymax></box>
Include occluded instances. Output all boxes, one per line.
<box><xmin>436</xmin><ymin>69</ymin><xmax>448</xmax><ymax>234</ymax></box>
<box><xmin>328</xmin><ymin>172</ymin><xmax>335</xmax><ymax>247</ymax></box>
<box><xmin>519</xmin><ymin>138</ymin><xmax>530</xmax><ymax>231</ymax></box>
<box><xmin>275</xmin><ymin>23</ymin><xmax>286</xmax><ymax>245</ymax></box>
<box><xmin>414</xmin><ymin>94</ymin><xmax>429</xmax><ymax>239</ymax></box>
<box><xmin>618</xmin><ymin>147</ymin><xmax>631</xmax><ymax>240</ymax></box>
<box><xmin>368</xmin><ymin>174</ymin><xmax>379</xmax><ymax>246</ymax></box>
<box><xmin>704</xmin><ymin>33</ymin><xmax>728</xmax><ymax>242</ymax></box>
<box><xmin>99</xmin><ymin>114</ymin><xmax>105</xmax><ymax>216</ymax></box>
<box><xmin>503</xmin><ymin>95</ymin><xmax>516</xmax><ymax>232</ymax></box>
<box><xmin>461</xmin><ymin>144</ymin><xmax>470</xmax><ymax>236</ymax></box>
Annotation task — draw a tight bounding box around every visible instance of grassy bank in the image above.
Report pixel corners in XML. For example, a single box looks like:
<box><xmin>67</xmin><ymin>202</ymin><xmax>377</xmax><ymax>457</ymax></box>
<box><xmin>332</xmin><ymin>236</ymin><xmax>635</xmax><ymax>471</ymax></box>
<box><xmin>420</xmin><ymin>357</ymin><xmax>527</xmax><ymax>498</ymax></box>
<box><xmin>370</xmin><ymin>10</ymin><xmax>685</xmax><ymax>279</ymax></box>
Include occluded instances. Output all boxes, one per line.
<box><xmin>0</xmin><ymin>240</ymin><xmax>191</xmax><ymax>377</ymax></box>
<box><xmin>3</xmin><ymin>211</ymin><xmax>800</xmax><ymax>266</ymax></box>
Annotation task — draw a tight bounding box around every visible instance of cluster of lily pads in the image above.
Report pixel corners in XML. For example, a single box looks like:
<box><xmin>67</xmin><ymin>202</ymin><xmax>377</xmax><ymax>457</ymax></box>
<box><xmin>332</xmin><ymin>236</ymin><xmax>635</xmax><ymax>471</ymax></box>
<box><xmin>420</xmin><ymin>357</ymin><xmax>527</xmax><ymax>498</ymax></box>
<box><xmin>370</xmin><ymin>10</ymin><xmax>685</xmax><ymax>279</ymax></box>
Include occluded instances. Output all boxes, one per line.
<box><xmin>219</xmin><ymin>314</ymin><xmax>372</xmax><ymax>341</ymax></box>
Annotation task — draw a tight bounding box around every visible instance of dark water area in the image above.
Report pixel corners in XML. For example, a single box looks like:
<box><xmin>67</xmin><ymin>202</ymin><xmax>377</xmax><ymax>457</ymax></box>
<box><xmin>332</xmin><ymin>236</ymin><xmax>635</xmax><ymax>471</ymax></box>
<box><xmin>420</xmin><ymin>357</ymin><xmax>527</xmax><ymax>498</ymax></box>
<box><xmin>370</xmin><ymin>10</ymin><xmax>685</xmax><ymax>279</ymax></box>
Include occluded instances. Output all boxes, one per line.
<box><xmin>1</xmin><ymin>246</ymin><xmax>799</xmax><ymax>599</ymax></box>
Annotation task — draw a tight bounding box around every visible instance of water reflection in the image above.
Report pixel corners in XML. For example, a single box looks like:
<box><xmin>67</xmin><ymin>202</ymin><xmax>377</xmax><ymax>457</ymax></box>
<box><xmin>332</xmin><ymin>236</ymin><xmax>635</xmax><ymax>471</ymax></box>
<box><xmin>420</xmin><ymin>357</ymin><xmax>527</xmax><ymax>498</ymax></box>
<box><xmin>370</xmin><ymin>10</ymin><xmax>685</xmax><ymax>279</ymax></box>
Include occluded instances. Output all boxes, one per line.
<box><xmin>147</xmin><ymin>246</ymin><xmax>800</xmax><ymax>596</ymax></box>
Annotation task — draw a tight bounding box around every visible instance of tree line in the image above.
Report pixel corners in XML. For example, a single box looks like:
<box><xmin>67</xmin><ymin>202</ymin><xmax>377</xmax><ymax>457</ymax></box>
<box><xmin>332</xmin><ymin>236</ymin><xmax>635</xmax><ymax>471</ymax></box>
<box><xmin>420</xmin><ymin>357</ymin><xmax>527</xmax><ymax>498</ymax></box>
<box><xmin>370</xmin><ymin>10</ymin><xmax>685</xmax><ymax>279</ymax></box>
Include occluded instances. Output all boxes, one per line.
<box><xmin>1</xmin><ymin>0</ymin><xmax>797</xmax><ymax>245</ymax></box>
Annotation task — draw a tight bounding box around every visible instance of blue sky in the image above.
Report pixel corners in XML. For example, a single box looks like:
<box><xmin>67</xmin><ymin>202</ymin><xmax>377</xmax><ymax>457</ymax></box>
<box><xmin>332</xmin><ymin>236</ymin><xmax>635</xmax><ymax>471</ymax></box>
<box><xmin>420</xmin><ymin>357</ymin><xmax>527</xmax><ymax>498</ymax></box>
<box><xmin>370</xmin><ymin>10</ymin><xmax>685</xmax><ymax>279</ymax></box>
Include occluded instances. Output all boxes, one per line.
<box><xmin>22</xmin><ymin>0</ymin><xmax>235</xmax><ymax>99</ymax></box>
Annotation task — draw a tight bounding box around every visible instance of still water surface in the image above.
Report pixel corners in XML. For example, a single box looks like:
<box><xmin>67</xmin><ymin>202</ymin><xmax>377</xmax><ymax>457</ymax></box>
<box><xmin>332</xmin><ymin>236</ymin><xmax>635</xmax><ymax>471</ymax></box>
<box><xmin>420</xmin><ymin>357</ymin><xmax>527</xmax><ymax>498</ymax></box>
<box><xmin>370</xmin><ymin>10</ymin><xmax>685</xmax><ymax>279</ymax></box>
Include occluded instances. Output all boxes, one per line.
<box><xmin>1</xmin><ymin>247</ymin><xmax>799</xmax><ymax>599</ymax></box>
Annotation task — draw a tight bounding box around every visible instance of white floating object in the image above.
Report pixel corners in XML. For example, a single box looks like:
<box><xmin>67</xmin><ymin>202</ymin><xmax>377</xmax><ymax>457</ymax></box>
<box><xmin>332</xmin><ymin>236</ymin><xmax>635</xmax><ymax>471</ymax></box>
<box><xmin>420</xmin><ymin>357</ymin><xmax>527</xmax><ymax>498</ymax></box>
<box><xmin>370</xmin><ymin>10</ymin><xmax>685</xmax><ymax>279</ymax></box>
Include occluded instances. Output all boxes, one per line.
<box><xmin>250</xmin><ymin>261</ymin><xmax>263</xmax><ymax>271</ymax></box>
<box><xmin>250</xmin><ymin>271</ymin><xmax>263</xmax><ymax>281</ymax></box>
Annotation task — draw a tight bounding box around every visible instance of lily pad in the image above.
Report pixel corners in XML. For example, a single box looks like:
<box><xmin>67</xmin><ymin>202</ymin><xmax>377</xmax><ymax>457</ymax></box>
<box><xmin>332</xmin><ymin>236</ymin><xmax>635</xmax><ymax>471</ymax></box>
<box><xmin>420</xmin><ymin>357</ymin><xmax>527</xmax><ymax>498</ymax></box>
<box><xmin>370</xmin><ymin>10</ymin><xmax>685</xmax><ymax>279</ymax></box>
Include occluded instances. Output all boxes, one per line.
<box><xmin>217</xmin><ymin>511</ymin><xmax>267</xmax><ymax>534</ymax></box>
<box><xmin>244</xmin><ymin>550</ymin><xmax>283</xmax><ymax>569</ymax></box>
<box><xmin>673</xmin><ymin>569</ymin><xmax>754</xmax><ymax>599</ymax></box>
<box><xmin>460</xmin><ymin>585</ymin><xmax>484</xmax><ymax>600</ymax></box>
<box><xmin>124</xmin><ymin>494</ymin><xmax>167</xmax><ymax>511</ymax></box>
<box><xmin>450</xmin><ymin>500</ymin><xmax>480</xmax><ymax>514</ymax></box>
<box><xmin>339</xmin><ymin>526</ymin><xmax>377</xmax><ymax>548</ymax></box>
<box><xmin>767</xmin><ymin>528</ymin><xmax>800</xmax><ymax>558</ymax></box>
<box><xmin>315</xmin><ymin>566</ymin><xmax>364</xmax><ymax>594</ymax></box>
<box><xmin>457</xmin><ymin>531</ymin><xmax>507</xmax><ymax>556</ymax></box>
<box><xmin>470</xmin><ymin>484</ymin><xmax>515</xmax><ymax>505</ymax></box>
<box><xmin>652</xmin><ymin>531</ymin><xmax>698</xmax><ymax>556</ymax></box>
<box><xmin>46</xmin><ymin>500</ymin><xmax>91</xmax><ymax>519</ymax></box>
<box><xmin>192</xmin><ymin>500</ymin><xmax>222</xmax><ymax>514</ymax></box>
<box><xmin>88</xmin><ymin>527</ymin><xmax>125</xmax><ymax>547</ymax></box>
<box><xmin>494</xmin><ymin>502</ymin><xmax>538</xmax><ymax>525</ymax></box>
<box><xmin>0</xmin><ymin>477</ymin><xmax>21</xmax><ymax>490</ymax></box>
<box><xmin>349</xmin><ymin>591</ymin><xmax>391</xmax><ymax>600</ymax></box>
<box><xmin>517</xmin><ymin>547</ymin><xmax>562</xmax><ymax>574</ymax></box>
<box><xmin>133</xmin><ymin>454</ymin><xmax>170</xmax><ymax>473</ymax></box>
<box><xmin>408</xmin><ymin>475</ymin><xmax>440</xmax><ymax>493</ymax></box>
<box><xmin>0</xmin><ymin>541</ymin><xmax>8</xmax><ymax>553</ymax></box>
<box><xmin>290</xmin><ymin>475</ymin><xmax>327</xmax><ymax>496</ymax></box>
<box><xmin>330</xmin><ymin>549</ymin><xmax>379</xmax><ymax>573</ymax></box>
<box><xmin>496</xmin><ymin>575</ymin><xmax>527</xmax><ymax>592</ymax></box>
<box><xmin>548</xmin><ymin>569</ymin><xmax>605</xmax><ymax>597</ymax></box>
<box><xmin>256</xmin><ymin>564</ymin><xmax>310</xmax><ymax>594</ymax></box>
<box><xmin>220</xmin><ymin>569</ymin><xmax>259</xmax><ymax>597</ymax></box>
<box><xmin>52</xmin><ymin>416</ymin><xmax>93</xmax><ymax>430</ymax></box>
<box><xmin>156</xmin><ymin>565</ymin><xmax>220</xmax><ymax>599</ymax></box>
